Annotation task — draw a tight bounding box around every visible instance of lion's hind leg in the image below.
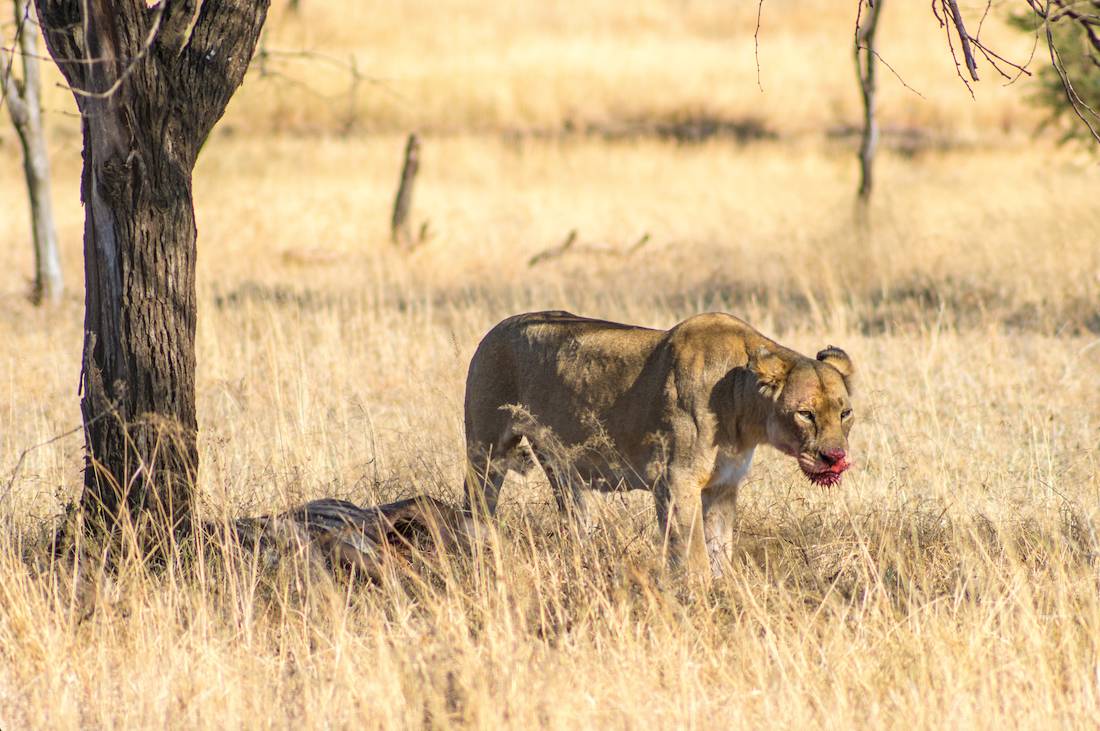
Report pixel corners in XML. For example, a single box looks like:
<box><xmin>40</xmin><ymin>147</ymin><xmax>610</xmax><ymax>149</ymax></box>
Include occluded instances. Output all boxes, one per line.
<box><xmin>529</xmin><ymin>446</ymin><xmax>596</xmax><ymax>537</ymax></box>
<box><xmin>463</xmin><ymin>426</ymin><xmax>525</xmax><ymax>517</ymax></box>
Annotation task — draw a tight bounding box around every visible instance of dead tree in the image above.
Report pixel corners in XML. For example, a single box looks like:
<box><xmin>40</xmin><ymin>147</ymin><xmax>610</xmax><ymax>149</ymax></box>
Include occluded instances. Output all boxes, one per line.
<box><xmin>228</xmin><ymin>494</ymin><xmax>489</xmax><ymax>582</ymax></box>
<box><xmin>390</xmin><ymin>133</ymin><xmax>420</xmax><ymax>247</ymax></box>
<box><xmin>1</xmin><ymin>0</ymin><xmax>63</xmax><ymax>304</ymax></box>
<box><xmin>855</xmin><ymin>0</ymin><xmax>884</xmax><ymax>202</ymax></box>
<box><xmin>33</xmin><ymin>0</ymin><xmax>270</xmax><ymax>543</ymax></box>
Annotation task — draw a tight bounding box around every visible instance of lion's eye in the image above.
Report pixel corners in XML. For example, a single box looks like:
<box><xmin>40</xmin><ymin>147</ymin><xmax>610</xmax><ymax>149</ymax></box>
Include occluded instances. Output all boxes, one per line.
<box><xmin>841</xmin><ymin>408</ymin><xmax>853</xmax><ymax>420</ymax></box>
<box><xmin>797</xmin><ymin>410</ymin><xmax>815</xmax><ymax>423</ymax></box>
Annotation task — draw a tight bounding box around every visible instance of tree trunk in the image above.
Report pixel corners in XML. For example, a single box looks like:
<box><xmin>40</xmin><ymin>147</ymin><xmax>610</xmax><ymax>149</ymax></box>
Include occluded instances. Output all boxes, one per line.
<box><xmin>2</xmin><ymin>0</ymin><xmax>63</xmax><ymax>304</ymax></box>
<box><xmin>75</xmin><ymin>106</ymin><xmax>202</xmax><ymax>537</ymax></box>
<box><xmin>855</xmin><ymin>0</ymin><xmax>883</xmax><ymax>202</ymax></box>
<box><xmin>34</xmin><ymin>0</ymin><xmax>270</xmax><ymax>542</ymax></box>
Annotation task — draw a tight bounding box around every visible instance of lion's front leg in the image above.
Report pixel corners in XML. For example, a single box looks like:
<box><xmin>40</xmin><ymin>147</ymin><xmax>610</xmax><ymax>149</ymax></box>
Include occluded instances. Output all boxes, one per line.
<box><xmin>702</xmin><ymin>484</ymin><xmax>739</xmax><ymax>577</ymax></box>
<box><xmin>701</xmin><ymin>448</ymin><xmax>754</xmax><ymax>577</ymax></box>
<box><xmin>653</xmin><ymin>468</ymin><xmax>709</xmax><ymax>579</ymax></box>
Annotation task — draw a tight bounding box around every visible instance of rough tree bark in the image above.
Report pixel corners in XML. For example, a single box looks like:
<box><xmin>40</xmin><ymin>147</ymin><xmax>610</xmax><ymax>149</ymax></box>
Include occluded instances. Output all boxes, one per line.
<box><xmin>855</xmin><ymin>0</ymin><xmax>884</xmax><ymax>202</ymax></box>
<box><xmin>1</xmin><ymin>0</ymin><xmax>63</xmax><ymax>304</ymax></box>
<box><xmin>33</xmin><ymin>0</ymin><xmax>270</xmax><ymax>542</ymax></box>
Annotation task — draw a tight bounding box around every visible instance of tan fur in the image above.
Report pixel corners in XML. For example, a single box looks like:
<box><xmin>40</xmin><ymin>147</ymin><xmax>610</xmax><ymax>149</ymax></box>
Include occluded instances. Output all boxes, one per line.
<box><xmin>463</xmin><ymin>311</ymin><xmax>856</xmax><ymax>577</ymax></box>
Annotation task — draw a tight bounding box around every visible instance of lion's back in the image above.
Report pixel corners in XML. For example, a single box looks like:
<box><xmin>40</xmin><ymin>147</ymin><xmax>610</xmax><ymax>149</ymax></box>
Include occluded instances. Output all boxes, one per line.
<box><xmin>465</xmin><ymin>311</ymin><xmax>665</xmax><ymax>438</ymax></box>
<box><xmin>466</xmin><ymin>310</ymin><xmax>774</xmax><ymax>408</ymax></box>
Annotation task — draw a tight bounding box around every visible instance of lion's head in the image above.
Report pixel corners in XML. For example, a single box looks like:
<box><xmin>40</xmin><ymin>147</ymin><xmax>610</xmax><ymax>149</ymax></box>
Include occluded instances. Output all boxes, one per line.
<box><xmin>750</xmin><ymin>345</ymin><xmax>855</xmax><ymax>487</ymax></box>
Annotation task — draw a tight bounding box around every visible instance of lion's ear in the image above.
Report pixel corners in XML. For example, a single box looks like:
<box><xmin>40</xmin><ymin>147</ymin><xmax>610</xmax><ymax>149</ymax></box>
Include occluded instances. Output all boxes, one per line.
<box><xmin>816</xmin><ymin>346</ymin><xmax>855</xmax><ymax>391</ymax></box>
<box><xmin>748</xmin><ymin>347</ymin><xmax>792</xmax><ymax>400</ymax></box>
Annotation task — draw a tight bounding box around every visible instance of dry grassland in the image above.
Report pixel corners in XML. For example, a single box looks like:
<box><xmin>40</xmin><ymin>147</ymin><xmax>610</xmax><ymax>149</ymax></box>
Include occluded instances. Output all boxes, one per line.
<box><xmin>1</xmin><ymin>0</ymin><xmax>1099</xmax><ymax>728</ymax></box>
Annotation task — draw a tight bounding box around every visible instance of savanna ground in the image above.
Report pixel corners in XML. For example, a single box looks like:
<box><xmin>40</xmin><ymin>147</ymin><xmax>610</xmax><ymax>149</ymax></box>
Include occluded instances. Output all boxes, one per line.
<box><xmin>2</xmin><ymin>0</ymin><xmax>1100</xmax><ymax>727</ymax></box>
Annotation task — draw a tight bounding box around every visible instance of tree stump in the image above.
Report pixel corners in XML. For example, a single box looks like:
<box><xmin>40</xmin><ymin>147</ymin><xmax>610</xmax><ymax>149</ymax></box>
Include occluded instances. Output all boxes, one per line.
<box><xmin>390</xmin><ymin>133</ymin><xmax>421</xmax><ymax>247</ymax></box>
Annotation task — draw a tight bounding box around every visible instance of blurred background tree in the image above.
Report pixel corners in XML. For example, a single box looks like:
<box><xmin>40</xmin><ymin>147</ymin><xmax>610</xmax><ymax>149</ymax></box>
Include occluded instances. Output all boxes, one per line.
<box><xmin>1009</xmin><ymin>3</ymin><xmax>1100</xmax><ymax>144</ymax></box>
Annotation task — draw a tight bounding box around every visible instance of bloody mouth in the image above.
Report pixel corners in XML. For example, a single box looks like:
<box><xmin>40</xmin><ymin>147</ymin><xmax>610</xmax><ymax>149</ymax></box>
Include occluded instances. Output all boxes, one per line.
<box><xmin>802</xmin><ymin>460</ymin><xmax>850</xmax><ymax>487</ymax></box>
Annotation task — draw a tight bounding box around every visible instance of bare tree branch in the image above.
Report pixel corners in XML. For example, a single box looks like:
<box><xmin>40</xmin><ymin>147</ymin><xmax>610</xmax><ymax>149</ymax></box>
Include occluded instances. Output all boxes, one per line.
<box><xmin>1</xmin><ymin>43</ymin><xmax>30</xmax><ymax>122</ymax></box>
<box><xmin>528</xmin><ymin>230</ymin><xmax>578</xmax><ymax>267</ymax></box>
<box><xmin>528</xmin><ymin>230</ymin><xmax>653</xmax><ymax>268</ymax></box>
<box><xmin>0</xmin><ymin>0</ymin><xmax>32</xmax><ymax>117</ymax></box>
<box><xmin>926</xmin><ymin>0</ymin><xmax>1100</xmax><ymax>140</ymax></box>
<box><xmin>175</xmin><ymin>0</ymin><xmax>273</xmax><ymax>141</ymax></box>
<box><xmin>943</xmin><ymin>0</ymin><xmax>980</xmax><ymax>80</ymax></box>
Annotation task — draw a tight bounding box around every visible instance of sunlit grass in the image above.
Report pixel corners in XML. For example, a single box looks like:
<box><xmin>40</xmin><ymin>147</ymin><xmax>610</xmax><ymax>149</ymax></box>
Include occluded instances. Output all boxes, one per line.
<box><xmin>1</xmin><ymin>0</ymin><xmax>1099</xmax><ymax>727</ymax></box>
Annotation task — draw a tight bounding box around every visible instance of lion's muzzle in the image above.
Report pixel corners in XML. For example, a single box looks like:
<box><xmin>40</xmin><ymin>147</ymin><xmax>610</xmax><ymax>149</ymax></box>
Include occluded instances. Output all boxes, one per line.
<box><xmin>800</xmin><ymin>449</ymin><xmax>850</xmax><ymax>487</ymax></box>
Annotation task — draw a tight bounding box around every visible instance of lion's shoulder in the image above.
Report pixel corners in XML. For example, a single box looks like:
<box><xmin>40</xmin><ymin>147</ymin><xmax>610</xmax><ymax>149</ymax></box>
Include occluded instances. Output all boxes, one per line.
<box><xmin>669</xmin><ymin>311</ymin><xmax>755</xmax><ymax>336</ymax></box>
<box><xmin>504</xmin><ymin>310</ymin><xmax>655</xmax><ymax>332</ymax></box>
<box><xmin>493</xmin><ymin>310</ymin><xmax>661</xmax><ymax>353</ymax></box>
<box><xmin>662</xmin><ymin>312</ymin><xmax>771</xmax><ymax>359</ymax></box>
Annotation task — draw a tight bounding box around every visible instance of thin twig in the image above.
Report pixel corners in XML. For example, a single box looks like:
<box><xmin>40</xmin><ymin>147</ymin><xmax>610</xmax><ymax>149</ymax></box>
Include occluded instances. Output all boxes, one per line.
<box><xmin>754</xmin><ymin>0</ymin><xmax>765</xmax><ymax>92</ymax></box>
<box><xmin>1006</xmin><ymin>21</ymin><xmax>1042</xmax><ymax>86</ymax></box>
<box><xmin>975</xmin><ymin>0</ymin><xmax>993</xmax><ymax>40</ymax></box>
<box><xmin>254</xmin><ymin>46</ymin><xmax>410</xmax><ymax>105</ymax></box>
<box><xmin>965</xmin><ymin>35</ymin><xmax>1031</xmax><ymax>81</ymax></box>
<box><xmin>858</xmin><ymin>45</ymin><xmax>927</xmax><ymax>98</ymax></box>
<box><xmin>2</xmin><ymin>411</ymin><xmax>112</xmax><ymax>505</ymax></box>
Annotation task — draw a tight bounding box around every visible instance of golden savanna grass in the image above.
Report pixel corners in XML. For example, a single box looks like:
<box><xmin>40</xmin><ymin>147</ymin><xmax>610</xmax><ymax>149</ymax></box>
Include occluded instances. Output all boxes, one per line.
<box><xmin>2</xmin><ymin>0</ymin><xmax>1100</xmax><ymax>727</ymax></box>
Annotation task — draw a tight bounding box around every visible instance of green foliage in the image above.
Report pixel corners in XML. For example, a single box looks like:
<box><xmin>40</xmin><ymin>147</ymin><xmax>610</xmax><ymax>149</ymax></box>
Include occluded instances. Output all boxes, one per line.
<box><xmin>1008</xmin><ymin>8</ymin><xmax>1100</xmax><ymax>144</ymax></box>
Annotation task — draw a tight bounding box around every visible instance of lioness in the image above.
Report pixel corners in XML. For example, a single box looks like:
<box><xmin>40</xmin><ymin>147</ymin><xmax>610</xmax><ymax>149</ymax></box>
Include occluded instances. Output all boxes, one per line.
<box><xmin>463</xmin><ymin>311</ymin><xmax>854</xmax><ymax>576</ymax></box>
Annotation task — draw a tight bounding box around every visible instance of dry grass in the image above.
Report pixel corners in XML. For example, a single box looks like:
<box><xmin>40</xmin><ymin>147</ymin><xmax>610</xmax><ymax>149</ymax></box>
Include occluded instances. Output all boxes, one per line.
<box><xmin>226</xmin><ymin>0</ymin><xmax>1040</xmax><ymax>136</ymax></box>
<box><xmin>25</xmin><ymin>0</ymin><xmax>1042</xmax><ymax>138</ymax></box>
<box><xmin>2</xmin><ymin>0</ymin><xmax>1100</xmax><ymax>728</ymax></box>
